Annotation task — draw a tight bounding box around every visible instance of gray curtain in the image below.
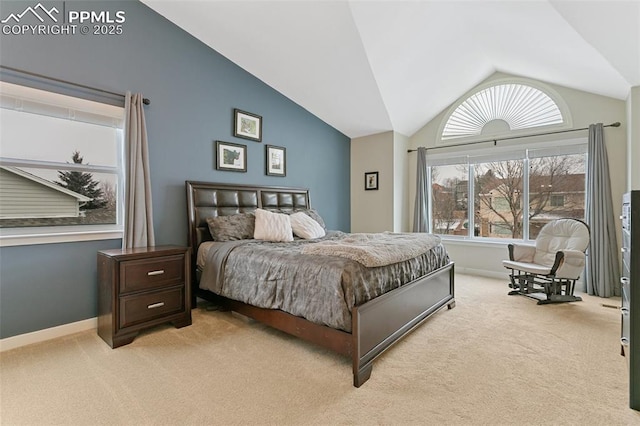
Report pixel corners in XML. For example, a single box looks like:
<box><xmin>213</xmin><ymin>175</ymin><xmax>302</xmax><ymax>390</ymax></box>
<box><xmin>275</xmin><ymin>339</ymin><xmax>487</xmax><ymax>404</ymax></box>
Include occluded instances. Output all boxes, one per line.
<box><xmin>123</xmin><ymin>92</ymin><xmax>155</xmax><ymax>249</ymax></box>
<box><xmin>413</xmin><ymin>147</ymin><xmax>429</xmax><ymax>232</ymax></box>
<box><xmin>585</xmin><ymin>123</ymin><xmax>620</xmax><ymax>297</ymax></box>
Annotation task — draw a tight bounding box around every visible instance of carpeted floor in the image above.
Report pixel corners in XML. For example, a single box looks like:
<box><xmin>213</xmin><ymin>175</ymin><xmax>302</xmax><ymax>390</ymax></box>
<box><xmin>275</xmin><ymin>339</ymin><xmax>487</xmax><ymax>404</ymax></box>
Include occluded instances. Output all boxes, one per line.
<box><xmin>1</xmin><ymin>273</ymin><xmax>638</xmax><ymax>425</ymax></box>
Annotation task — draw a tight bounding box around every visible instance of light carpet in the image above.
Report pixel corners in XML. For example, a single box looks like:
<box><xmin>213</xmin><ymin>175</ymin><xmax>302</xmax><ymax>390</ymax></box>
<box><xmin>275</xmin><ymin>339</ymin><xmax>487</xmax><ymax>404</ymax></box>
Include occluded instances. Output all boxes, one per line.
<box><xmin>1</xmin><ymin>274</ymin><xmax>638</xmax><ymax>425</ymax></box>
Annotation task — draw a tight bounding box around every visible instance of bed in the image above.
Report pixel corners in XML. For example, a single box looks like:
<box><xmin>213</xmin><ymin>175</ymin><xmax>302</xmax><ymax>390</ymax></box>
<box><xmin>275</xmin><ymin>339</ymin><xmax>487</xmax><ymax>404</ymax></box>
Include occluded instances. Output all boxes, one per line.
<box><xmin>186</xmin><ymin>181</ymin><xmax>455</xmax><ymax>387</ymax></box>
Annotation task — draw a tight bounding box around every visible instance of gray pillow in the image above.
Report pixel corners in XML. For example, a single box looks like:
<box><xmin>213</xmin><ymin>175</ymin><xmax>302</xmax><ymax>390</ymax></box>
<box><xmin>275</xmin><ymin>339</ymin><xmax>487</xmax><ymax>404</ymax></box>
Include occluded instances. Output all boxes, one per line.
<box><xmin>303</xmin><ymin>208</ymin><xmax>326</xmax><ymax>230</ymax></box>
<box><xmin>206</xmin><ymin>212</ymin><xmax>255</xmax><ymax>241</ymax></box>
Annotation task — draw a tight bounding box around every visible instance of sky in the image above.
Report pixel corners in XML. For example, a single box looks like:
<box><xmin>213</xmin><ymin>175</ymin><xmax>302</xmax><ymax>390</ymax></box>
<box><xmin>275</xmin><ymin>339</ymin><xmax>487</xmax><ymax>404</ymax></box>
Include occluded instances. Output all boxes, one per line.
<box><xmin>0</xmin><ymin>108</ymin><xmax>120</xmax><ymax>184</ymax></box>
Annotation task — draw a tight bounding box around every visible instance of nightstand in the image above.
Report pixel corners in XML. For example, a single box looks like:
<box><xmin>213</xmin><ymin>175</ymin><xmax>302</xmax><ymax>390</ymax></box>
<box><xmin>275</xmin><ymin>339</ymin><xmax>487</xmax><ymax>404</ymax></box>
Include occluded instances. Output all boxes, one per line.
<box><xmin>97</xmin><ymin>245</ymin><xmax>192</xmax><ymax>348</ymax></box>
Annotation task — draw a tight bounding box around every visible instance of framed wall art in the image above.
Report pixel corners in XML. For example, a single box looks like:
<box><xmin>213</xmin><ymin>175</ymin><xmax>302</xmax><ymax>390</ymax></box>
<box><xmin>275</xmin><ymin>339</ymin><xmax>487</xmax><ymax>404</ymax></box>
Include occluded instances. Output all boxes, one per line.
<box><xmin>216</xmin><ymin>140</ymin><xmax>247</xmax><ymax>172</ymax></box>
<box><xmin>365</xmin><ymin>171</ymin><xmax>379</xmax><ymax>190</ymax></box>
<box><xmin>233</xmin><ymin>108</ymin><xmax>262</xmax><ymax>142</ymax></box>
<box><xmin>266</xmin><ymin>145</ymin><xmax>286</xmax><ymax>177</ymax></box>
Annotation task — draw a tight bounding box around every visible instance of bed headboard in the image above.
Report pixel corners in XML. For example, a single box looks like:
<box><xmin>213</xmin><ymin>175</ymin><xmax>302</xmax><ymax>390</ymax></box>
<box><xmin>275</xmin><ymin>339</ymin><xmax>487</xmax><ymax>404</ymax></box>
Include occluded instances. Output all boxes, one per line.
<box><xmin>185</xmin><ymin>181</ymin><xmax>311</xmax><ymax>254</ymax></box>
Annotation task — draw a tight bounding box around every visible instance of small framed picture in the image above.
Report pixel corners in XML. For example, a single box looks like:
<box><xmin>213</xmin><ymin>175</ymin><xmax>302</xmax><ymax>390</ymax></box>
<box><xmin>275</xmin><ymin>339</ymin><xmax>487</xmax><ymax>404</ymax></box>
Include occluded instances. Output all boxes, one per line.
<box><xmin>365</xmin><ymin>171</ymin><xmax>379</xmax><ymax>190</ymax></box>
<box><xmin>215</xmin><ymin>140</ymin><xmax>247</xmax><ymax>172</ymax></box>
<box><xmin>233</xmin><ymin>109</ymin><xmax>262</xmax><ymax>142</ymax></box>
<box><xmin>266</xmin><ymin>145</ymin><xmax>286</xmax><ymax>177</ymax></box>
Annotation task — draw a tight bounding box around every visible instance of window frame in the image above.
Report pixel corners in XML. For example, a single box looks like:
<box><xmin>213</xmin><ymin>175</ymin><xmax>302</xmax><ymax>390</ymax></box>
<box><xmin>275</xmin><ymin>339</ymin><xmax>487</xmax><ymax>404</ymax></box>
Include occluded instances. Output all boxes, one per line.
<box><xmin>0</xmin><ymin>82</ymin><xmax>125</xmax><ymax>247</ymax></box>
<box><xmin>426</xmin><ymin>139</ymin><xmax>587</xmax><ymax>244</ymax></box>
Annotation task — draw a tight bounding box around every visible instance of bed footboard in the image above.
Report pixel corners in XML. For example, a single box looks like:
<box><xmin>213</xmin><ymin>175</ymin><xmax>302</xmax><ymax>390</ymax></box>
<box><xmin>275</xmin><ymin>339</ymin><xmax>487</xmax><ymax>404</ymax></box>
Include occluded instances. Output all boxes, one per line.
<box><xmin>351</xmin><ymin>262</ymin><xmax>455</xmax><ymax>387</ymax></box>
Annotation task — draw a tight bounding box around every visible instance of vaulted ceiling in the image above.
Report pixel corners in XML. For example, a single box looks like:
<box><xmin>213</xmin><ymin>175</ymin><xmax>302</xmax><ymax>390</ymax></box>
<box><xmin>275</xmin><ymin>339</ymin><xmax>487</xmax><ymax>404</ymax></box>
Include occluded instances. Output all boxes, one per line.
<box><xmin>141</xmin><ymin>0</ymin><xmax>640</xmax><ymax>139</ymax></box>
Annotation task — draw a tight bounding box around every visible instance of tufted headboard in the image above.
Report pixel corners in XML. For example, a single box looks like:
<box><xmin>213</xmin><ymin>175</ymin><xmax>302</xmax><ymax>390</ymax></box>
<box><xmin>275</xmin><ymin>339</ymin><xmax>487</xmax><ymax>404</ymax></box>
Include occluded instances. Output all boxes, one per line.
<box><xmin>185</xmin><ymin>181</ymin><xmax>310</xmax><ymax>255</ymax></box>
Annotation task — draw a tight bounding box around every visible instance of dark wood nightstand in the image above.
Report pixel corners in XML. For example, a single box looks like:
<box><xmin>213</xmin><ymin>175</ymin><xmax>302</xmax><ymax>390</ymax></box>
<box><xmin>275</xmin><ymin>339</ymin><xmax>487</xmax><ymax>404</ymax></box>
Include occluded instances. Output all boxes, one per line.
<box><xmin>97</xmin><ymin>245</ymin><xmax>192</xmax><ymax>348</ymax></box>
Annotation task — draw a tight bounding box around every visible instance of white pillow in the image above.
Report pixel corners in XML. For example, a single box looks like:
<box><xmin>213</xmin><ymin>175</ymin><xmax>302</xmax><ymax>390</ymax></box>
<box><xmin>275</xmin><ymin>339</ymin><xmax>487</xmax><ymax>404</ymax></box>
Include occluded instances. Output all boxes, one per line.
<box><xmin>253</xmin><ymin>209</ymin><xmax>294</xmax><ymax>242</ymax></box>
<box><xmin>290</xmin><ymin>211</ymin><xmax>325</xmax><ymax>239</ymax></box>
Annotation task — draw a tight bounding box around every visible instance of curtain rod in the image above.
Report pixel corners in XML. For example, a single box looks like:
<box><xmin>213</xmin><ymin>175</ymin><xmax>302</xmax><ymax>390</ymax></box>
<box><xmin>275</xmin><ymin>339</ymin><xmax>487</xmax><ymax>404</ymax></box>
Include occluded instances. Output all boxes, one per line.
<box><xmin>0</xmin><ymin>65</ymin><xmax>150</xmax><ymax>105</ymax></box>
<box><xmin>407</xmin><ymin>121</ymin><xmax>621</xmax><ymax>153</ymax></box>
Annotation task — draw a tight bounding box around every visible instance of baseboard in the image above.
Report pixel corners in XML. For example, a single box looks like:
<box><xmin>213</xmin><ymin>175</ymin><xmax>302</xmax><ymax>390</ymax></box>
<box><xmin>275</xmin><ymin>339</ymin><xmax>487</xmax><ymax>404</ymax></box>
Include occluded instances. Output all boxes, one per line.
<box><xmin>0</xmin><ymin>317</ymin><xmax>97</xmax><ymax>352</ymax></box>
<box><xmin>455</xmin><ymin>267</ymin><xmax>507</xmax><ymax>280</ymax></box>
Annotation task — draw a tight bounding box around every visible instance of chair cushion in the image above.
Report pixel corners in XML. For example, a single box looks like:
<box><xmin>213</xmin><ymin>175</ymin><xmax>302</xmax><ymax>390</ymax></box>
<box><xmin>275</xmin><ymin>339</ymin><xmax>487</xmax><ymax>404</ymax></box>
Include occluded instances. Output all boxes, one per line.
<box><xmin>502</xmin><ymin>260</ymin><xmax>552</xmax><ymax>275</ymax></box>
<box><xmin>534</xmin><ymin>219</ymin><xmax>589</xmax><ymax>266</ymax></box>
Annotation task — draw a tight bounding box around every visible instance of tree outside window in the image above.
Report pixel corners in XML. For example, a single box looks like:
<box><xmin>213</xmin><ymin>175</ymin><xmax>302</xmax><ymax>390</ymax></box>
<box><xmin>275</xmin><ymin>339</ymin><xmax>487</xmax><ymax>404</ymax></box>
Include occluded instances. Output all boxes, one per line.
<box><xmin>429</xmin><ymin>152</ymin><xmax>586</xmax><ymax>240</ymax></box>
<box><xmin>431</xmin><ymin>164</ymin><xmax>468</xmax><ymax>235</ymax></box>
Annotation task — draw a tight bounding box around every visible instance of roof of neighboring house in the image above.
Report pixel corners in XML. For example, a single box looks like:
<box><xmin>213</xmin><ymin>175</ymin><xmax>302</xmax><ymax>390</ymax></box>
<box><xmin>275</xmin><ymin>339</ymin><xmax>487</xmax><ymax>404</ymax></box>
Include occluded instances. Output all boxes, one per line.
<box><xmin>1</xmin><ymin>166</ymin><xmax>92</xmax><ymax>202</ymax></box>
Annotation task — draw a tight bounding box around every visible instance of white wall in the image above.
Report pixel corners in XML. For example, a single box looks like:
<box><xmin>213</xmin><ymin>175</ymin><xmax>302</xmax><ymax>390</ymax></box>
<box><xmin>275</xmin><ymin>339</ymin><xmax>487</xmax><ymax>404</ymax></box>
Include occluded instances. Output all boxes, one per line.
<box><xmin>628</xmin><ymin>86</ymin><xmax>640</xmax><ymax>191</ymax></box>
<box><xmin>393</xmin><ymin>132</ymin><xmax>410</xmax><ymax>232</ymax></box>
<box><xmin>351</xmin><ymin>131</ymin><xmax>394</xmax><ymax>232</ymax></box>
<box><xmin>351</xmin><ymin>131</ymin><xmax>411</xmax><ymax>232</ymax></box>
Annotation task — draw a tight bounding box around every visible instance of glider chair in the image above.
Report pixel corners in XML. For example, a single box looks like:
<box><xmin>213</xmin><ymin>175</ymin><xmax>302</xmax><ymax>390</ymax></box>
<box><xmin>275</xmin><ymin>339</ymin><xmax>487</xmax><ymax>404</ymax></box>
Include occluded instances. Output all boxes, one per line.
<box><xmin>503</xmin><ymin>218</ymin><xmax>590</xmax><ymax>305</ymax></box>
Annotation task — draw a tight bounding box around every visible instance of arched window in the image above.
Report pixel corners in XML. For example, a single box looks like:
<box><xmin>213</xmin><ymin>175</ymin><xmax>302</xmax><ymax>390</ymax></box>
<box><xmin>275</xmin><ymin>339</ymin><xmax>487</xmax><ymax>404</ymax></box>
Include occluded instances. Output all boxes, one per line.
<box><xmin>429</xmin><ymin>80</ymin><xmax>585</xmax><ymax>242</ymax></box>
<box><xmin>441</xmin><ymin>82</ymin><xmax>566</xmax><ymax>141</ymax></box>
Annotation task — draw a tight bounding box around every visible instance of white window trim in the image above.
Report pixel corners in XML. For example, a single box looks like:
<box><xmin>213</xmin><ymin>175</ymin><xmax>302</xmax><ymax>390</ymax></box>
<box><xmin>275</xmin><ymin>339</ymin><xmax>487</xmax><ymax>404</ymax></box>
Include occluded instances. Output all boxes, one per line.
<box><xmin>0</xmin><ymin>226</ymin><xmax>123</xmax><ymax>247</ymax></box>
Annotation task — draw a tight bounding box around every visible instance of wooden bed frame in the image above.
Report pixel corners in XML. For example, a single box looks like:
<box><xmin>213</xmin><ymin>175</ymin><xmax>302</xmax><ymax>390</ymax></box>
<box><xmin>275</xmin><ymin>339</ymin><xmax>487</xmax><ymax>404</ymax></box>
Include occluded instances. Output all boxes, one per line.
<box><xmin>186</xmin><ymin>181</ymin><xmax>455</xmax><ymax>387</ymax></box>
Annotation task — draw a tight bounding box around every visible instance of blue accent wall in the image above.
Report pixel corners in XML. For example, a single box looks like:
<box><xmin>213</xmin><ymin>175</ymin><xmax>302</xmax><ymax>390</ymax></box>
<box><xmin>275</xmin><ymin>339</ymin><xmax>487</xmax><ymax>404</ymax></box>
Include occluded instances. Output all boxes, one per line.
<box><xmin>0</xmin><ymin>1</ymin><xmax>350</xmax><ymax>339</ymax></box>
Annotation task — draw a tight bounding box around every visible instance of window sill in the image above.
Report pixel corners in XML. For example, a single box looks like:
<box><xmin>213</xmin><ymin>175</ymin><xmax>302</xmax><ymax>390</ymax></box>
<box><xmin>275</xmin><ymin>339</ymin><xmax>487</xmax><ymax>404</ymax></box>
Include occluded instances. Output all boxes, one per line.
<box><xmin>440</xmin><ymin>236</ymin><xmax>534</xmax><ymax>247</ymax></box>
<box><xmin>0</xmin><ymin>226</ymin><xmax>123</xmax><ymax>247</ymax></box>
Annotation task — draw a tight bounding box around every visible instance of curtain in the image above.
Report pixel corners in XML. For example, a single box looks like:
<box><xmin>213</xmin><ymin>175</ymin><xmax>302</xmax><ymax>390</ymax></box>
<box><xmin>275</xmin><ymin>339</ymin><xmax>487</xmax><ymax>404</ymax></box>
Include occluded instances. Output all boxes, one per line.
<box><xmin>123</xmin><ymin>92</ymin><xmax>155</xmax><ymax>249</ymax></box>
<box><xmin>413</xmin><ymin>147</ymin><xmax>429</xmax><ymax>232</ymax></box>
<box><xmin>585</xmin><ymin>123</ymin><xmax>620</xmax><ymax>297</ymax></box>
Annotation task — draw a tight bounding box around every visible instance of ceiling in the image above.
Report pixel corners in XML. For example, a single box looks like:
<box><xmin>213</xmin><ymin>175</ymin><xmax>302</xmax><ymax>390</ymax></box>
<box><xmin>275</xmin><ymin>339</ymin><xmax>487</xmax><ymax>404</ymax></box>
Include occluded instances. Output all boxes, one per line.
<box><xmin>141</xmin><ymin>0</ymin><xmax>640</xmax><ymax>139</ymax></box>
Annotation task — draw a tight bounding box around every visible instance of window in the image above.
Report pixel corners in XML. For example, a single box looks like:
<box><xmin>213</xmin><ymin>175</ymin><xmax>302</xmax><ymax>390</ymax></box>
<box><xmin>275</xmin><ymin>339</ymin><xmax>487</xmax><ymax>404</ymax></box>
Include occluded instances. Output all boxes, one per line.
<box><xmin>0</xmin><ymin>82</ymin><xmax>124</xmax><ymax>245</ymax></box>
<box><xmin>474</xmin><ymin>159</ymin><xmax>524</xmax><ymax>239</ymax></box>
<box><xmin>441</xmin><ymin>81</ymin><xmax>569</xmax><ymax>141</ymax></box>
<box><xmin>427</xmin><ymin>144</ymin><xmax>586</xmax><ymax>242</ymax></box>
<box><xmin>427</xmin><ymin>78</ymin><xmax>583</xmax><ymax>242</ymax></box>
<box><xmin>528</xmin><ymin>152</ymin><xmax>585</xmax><ymax>239</ymax></box>
<box><xmin>430</xmin><ymin>163</ymin><xmax>468</xmax><ymax>235</ymax></box>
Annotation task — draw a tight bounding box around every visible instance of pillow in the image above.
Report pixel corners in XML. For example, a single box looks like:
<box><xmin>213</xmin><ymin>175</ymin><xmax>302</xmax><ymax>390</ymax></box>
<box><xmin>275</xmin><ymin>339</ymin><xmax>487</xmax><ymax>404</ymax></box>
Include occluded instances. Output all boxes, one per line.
<box><xmin>253</xmin><ymin>209</ymin><xmax>294</xmax><ymax>242</ymax></box>
<box><xmin>303</xmin><ymin>208</ymin><xmax>326</xmax><ymax>230</ymax></box>
<box><xmin>206</xmin><ymin>212</ymin><xmax>255</xmax><ymax>241</ymax></box>
<box><xmin>275</xmin><ymin>208</ymin><xmax>326</xmax><ymax>230</ymax></box>
<box><xmin>290</xmin><ymin>212</ymin><xmax>325</xmax><ymax>239</ymax></box>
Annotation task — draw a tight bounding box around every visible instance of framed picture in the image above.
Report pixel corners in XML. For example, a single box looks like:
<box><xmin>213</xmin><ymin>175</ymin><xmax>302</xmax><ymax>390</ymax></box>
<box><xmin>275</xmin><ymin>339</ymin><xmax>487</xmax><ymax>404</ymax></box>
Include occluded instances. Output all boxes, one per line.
<box><xmin>365</xmin><ymin>171</ymin><xmax>379</xmax><ymax>190</ymax></box>
<box><xmin>233</xmin><ymin>109</ymin><xmax>262</xmax><ymax>142</ymax></box>
<box><xmin>266</xmin><ymin>145</ymin><xmax>286</xmax><ymax>177</ymax></box>
<box><xmin>215</xmin><ymin>140</ymin><xmax>247</xmax><ymax>172</ymax></box>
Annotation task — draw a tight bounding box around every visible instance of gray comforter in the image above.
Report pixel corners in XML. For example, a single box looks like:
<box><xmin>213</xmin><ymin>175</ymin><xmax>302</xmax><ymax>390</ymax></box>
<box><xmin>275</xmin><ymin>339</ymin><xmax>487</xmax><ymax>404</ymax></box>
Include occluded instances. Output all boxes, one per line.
<box><xmin>199</xmin><ymin>231</ymin><xmax>450</xmax><ymax>332</ymax></box>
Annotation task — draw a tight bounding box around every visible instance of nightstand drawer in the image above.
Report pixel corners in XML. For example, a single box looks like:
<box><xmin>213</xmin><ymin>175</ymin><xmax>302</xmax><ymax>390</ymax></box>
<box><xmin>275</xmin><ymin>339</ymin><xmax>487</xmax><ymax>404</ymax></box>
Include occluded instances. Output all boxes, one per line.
<box><xmin>120</xmin><ymin>255</ymin><xmax>185</xmax><ymax>293</ymax></box>
<box><xmin>119</xmin><ymin>287</ymin><xmax>184</xmax><ymax>328</ymax></box>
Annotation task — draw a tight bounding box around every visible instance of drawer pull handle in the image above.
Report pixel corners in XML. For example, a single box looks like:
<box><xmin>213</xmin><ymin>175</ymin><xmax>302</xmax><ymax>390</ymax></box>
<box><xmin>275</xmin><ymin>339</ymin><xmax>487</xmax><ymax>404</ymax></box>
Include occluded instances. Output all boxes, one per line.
<box><xmin>621</xmin><ymin>337</ymin><xmax>629</xmax><ymax>347</ymax></box>
<box><xmin>621</xmin><ymin>247</ymin><xmax>628</xmax><ymax>253</ymax></box>
<box><xmin>621</xmin><ymin>277</ymin><xmax>629</xmax><ymax>285</ymax></box>
<box><xmin>147</xmin><ymin>270</ymin><xmax>165</xmax><ymax>276</ymax></box>
<box><xmin>621</xmin><ymin>307</ymin><xmax>630</xmax><ymax>315</ymax></box>
<box><xmin>147</xmin><ymin>302</ymin><xmax>165</xmax><ymax>309</ymax></box>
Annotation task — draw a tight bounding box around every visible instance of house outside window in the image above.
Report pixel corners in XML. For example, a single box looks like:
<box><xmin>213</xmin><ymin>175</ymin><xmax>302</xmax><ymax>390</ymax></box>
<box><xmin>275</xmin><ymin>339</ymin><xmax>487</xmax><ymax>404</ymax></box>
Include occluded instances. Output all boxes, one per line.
<box><xmin>0</xmin><ymin>81</ymin><xmax>124</xmax><ymax>245</ymax></box>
